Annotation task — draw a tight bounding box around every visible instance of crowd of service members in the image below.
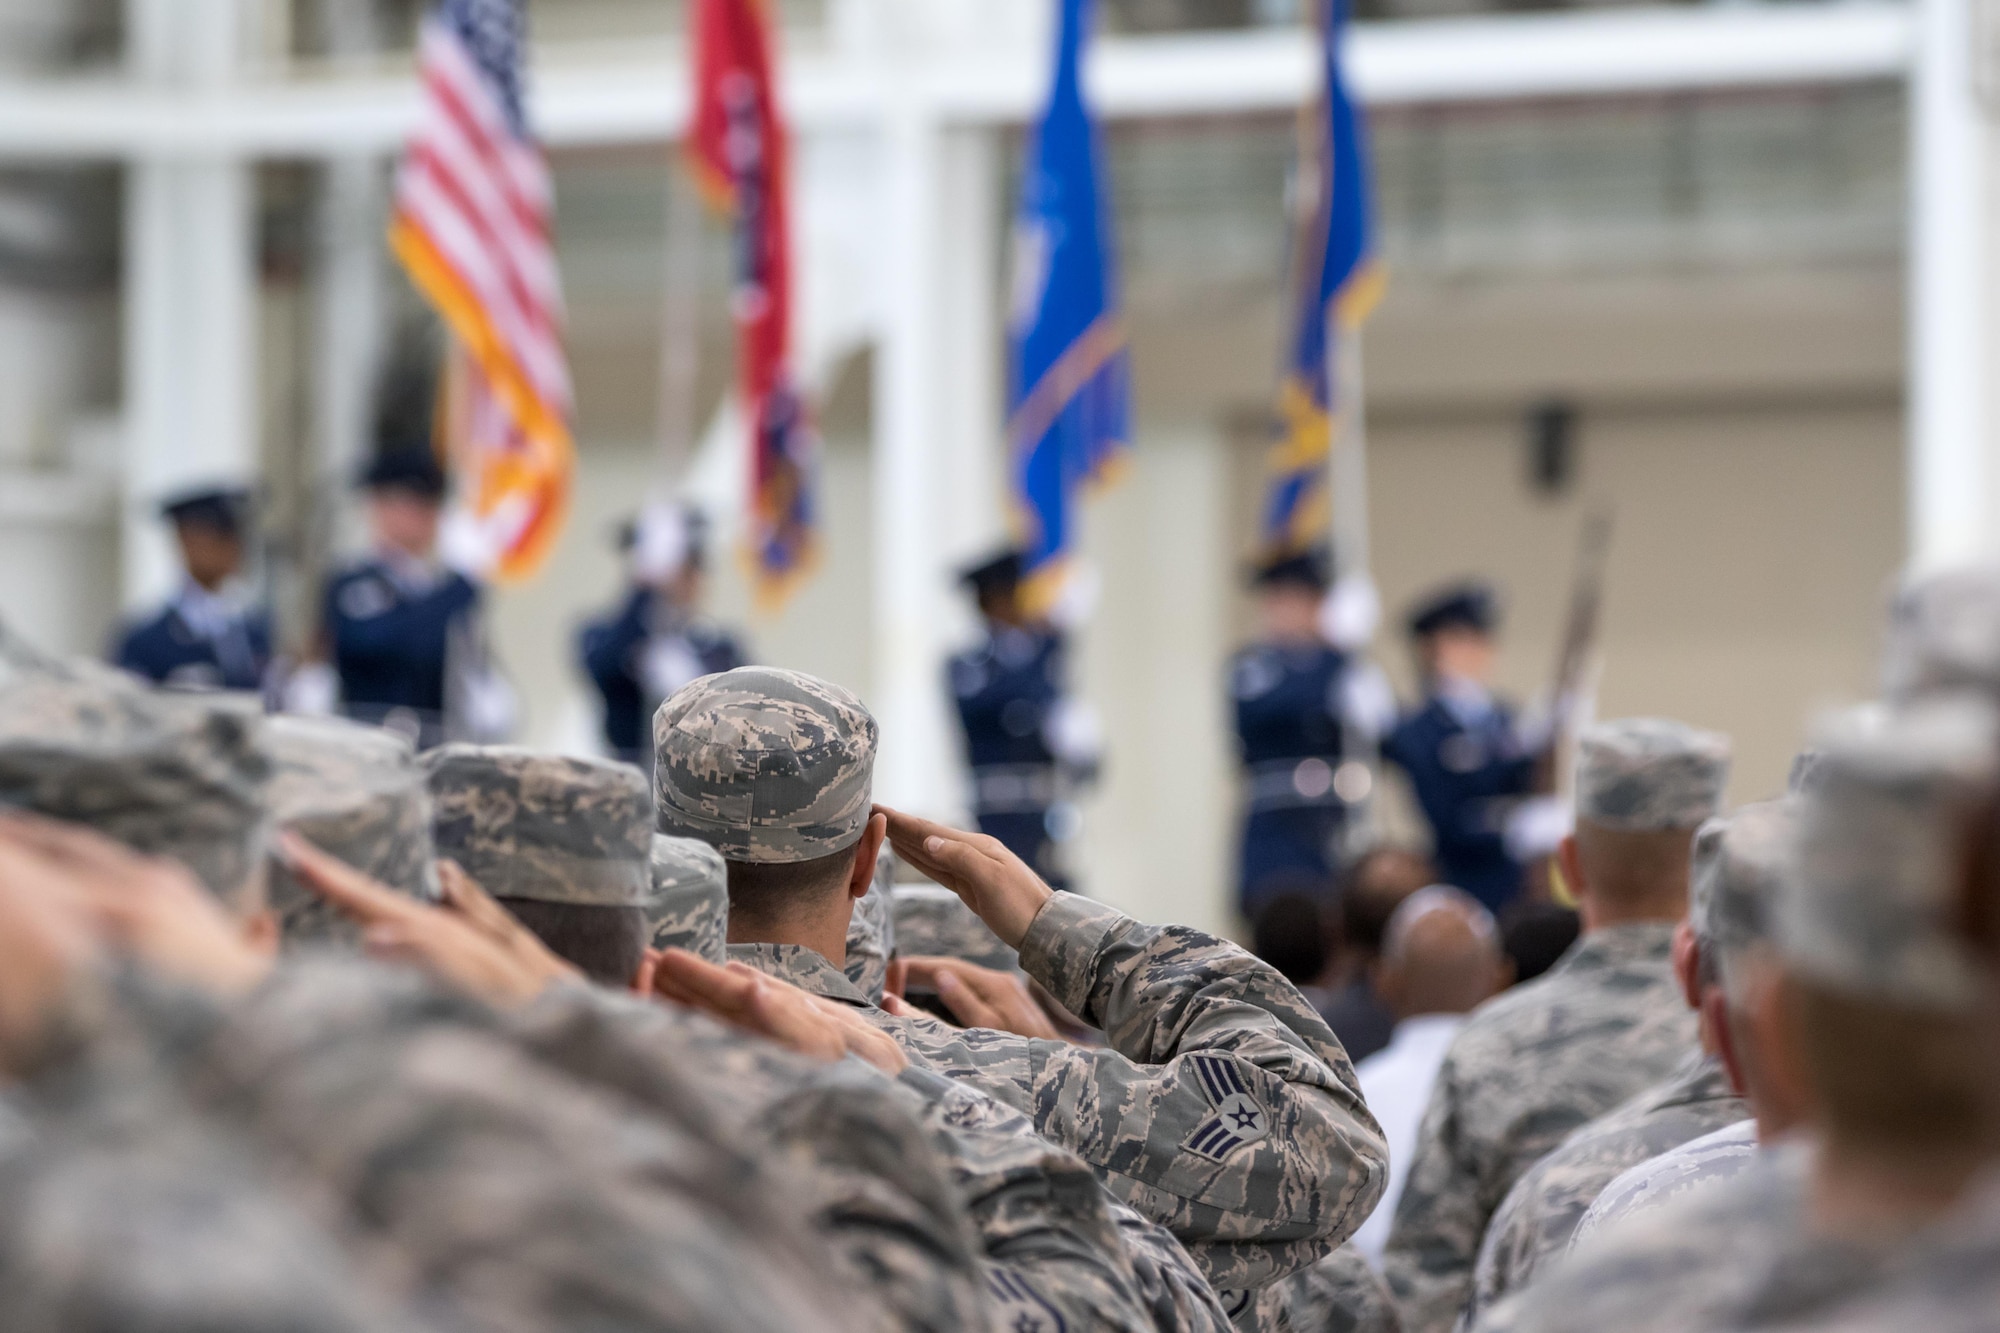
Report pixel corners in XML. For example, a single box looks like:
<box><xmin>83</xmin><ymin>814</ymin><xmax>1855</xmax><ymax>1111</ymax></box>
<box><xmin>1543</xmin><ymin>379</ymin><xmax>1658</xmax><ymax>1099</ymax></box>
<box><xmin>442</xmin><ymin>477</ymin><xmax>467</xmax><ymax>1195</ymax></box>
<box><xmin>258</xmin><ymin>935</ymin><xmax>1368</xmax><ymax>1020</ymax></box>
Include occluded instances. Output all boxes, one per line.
<box><xmin>4</xmin><ymin>548</ymin><xmax>1999</xmax><ymax>1333</ymax></box>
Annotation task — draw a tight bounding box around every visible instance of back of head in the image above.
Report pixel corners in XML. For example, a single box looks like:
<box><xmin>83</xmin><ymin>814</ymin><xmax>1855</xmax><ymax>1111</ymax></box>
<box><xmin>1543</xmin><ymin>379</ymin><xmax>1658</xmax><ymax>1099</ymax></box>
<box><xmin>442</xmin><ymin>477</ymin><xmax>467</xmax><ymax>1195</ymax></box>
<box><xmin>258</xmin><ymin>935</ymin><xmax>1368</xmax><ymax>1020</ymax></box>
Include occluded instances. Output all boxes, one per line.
<box><xmin>422</xmin><ymin>744</ymin><xmax>652</xmax><ymax>986</ymax></box>
<box><xmin>1381</xmin><ymin>885</ymin><xmax>1504</xmax><ymax>1018</ymax></box>
<box><xmin>653</xmin><ymin>666</ymin><xmax>877</xmax><ymax>936</ymax></box>
<box><xmin>1688</xmin><ymin>800</ymin><xmax>1793</xmax><ymax>1002</ymax></box>
<box><xmin>265</xmin><ymin>714</ymin><xmax>437</xmax><ymax>944</ymax></box>
<box><xmin>1778</xmin><ymin>697</ymin><xmax>1999</xmax><ymax>1150</ymax></box>
<box><xmin>0</xmin><ymin>673</ymin><xmax>270</xmax><ymax>910</ymax></box>
<box><xmin>1574</xmin><ymin>716</ymin><xmax>1731</xmax><ymax>915</ymax></box>
<box><xmin>646</xmin><ymin>833</ymin><xmax>729</xmax><ymax>964</ymax></box>
<box><xmin>1251</xmin><ymin>892</ymin><xmax>1331</xmax><ymax>986</ymax></box>
<box><xmin>1881</xmin><ymin>564</ymin><xmax>2000</xmax><ymax>703</ymax></box>
<box><xmin>1340</xmin><ymin>845</ymin><xmax>1434</xmax><ymax>960</ymax></box>
<box><xmin>1502</xmin><ymin>902</ymin><xmax>1580</xmax><ymax>985</ymax></box>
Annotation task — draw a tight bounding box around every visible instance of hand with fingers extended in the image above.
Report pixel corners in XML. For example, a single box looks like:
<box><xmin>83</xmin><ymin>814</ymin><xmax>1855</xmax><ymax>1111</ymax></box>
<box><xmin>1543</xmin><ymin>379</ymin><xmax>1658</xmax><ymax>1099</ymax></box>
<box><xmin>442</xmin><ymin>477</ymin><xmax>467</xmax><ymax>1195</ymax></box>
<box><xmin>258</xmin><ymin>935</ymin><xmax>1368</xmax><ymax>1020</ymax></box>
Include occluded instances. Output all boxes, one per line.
<box><xmin>0</xmin><ymin>816</ymin><xmax>105</xmax><ymax>1074</ymax></box>
<box><xmin>0</xmin><ymin>811</ymin><xmax>272</xmax><ymax>1001</ymax></box>
<box><xmin>885</xmin><ymin>955</ymin><xmax>1062</xmax><ymax>1040</ymax></box>
<box><xmin>647</xmin><ymin>948</ymin><xmax>907</xmax><ymax>1074</ymax></box>
<box><xmin>873</xmin><ymin>806</ymin><xmax>1055</xmax><ymax>948</ymax></box>
<box><xmin>277</xmin><ymin>832</ymin><xmax>580</xmax><ymax>1008</ymax></box>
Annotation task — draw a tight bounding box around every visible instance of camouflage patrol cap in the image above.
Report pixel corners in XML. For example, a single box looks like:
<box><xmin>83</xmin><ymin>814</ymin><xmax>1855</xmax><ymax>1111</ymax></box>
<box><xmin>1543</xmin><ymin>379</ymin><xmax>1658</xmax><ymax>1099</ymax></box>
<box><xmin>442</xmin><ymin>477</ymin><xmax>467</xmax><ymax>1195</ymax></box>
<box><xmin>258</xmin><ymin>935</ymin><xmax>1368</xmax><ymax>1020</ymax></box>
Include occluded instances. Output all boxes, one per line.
<box><xmin>652</xmin><ymin>666</ymin><xmax>877</xmax><ymax>864</ymax></box>
<box><xmin>1575</xmin><ymin>717</ymin><xmax>1732</xmax><ymax>831</ymax></box>
<box><xmin>646</xmin><ymin>833</ymin><xmax>729</xmax><ymax>962</ymax></box>
<box><xmin>892</xmin><ymin>883</ymin><xmax>1019</xmax><ymax>972</ymax></box>
<box><xmin>1779</xmin><ymin>696</ymin><xmax>1999</xmax><ymax>1011</ymax></box>
<box><xmin>0</xmin><ymin>673</ymin><xmax>269</xmax><ymax>904</ymax></box>
<box><xmin>1881</xmin><ymin>564</ymin><xmax>2000</xmax><ymax>703</ymax></box>
<box><xmin>844</xmin><ymin>844</ymin><xmax>898</xmax><ymax>1002</ymax></box>
<box><xmin>421</xmin><ymin>745</ymin><xmax>651</xmax><ymax>906</ymax></box>
<box><xmin>265</xmin><ymin>714</ymin><xmax>438</xmax><ymax>943</ymax></box>
<box><xmin>1688</xmin><ymin>799</ymin><xmax>1793</xmax><ymax>972</ymax></box>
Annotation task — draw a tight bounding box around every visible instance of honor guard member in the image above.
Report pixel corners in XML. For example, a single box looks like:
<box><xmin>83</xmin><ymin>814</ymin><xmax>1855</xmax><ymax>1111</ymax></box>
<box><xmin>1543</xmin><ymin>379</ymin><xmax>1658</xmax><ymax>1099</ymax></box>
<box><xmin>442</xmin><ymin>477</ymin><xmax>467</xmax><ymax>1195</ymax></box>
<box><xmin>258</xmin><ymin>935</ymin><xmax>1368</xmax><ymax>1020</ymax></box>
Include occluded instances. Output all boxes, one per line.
<box><xmin>1229</xmin><ymin>547</ymin><xmax>1394</xmax><ymax>917</ymax></box>
<box><xmin>578</xmin><ymin>504</ymin><xmax>746</xmax><ymax>764</ymax></box>
<box><xmin>1382</xmin><ymin>582</ymin><xmax>1546</xmax><ymax>916</ymax></box>
<box><xmin>324</xmin><ymin>448</ymin><xmax>509</xmax><ymax>749</ymax></box>
<box><xmin>946</xmin><ymin>549</ymin><xmax>1098</xmax><ymax>892</ymax></box>
<box><xmin>111</xmin><ymin>484</ymin><xmax>272</xmax><ymax>693</ymax></box>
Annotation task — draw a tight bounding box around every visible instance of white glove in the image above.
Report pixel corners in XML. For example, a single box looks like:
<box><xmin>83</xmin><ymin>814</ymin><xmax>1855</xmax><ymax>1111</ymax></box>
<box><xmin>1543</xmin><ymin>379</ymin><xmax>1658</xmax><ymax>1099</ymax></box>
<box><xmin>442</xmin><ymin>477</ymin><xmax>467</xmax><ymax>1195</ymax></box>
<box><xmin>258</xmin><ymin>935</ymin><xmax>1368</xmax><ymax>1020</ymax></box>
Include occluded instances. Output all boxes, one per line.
<box><xmin>281</xmin><ymin>662</ymin><xmax>340</xmax><ymax>716</ymax></box>
<box><xmin>631</xmin><ymin>503</ymin><xmax>692</xmax><ymax>587</ymax></box>
<box><xmin>438</xmin><ymin>504</ymin><xmax>503</xmax><ymax>581</ymax></box>
<box><xmin>461</xmin><ymin>667</ymin><xmax>518</xmax><ymax>743</ymax></box>
<box><xmin>1044</xmin><ymin>697</ymin><xmax>1104</xmax><ymax>770</ymax></box>
<box><xmin>1320</xmin><ymin>574</ymin><xmax>1381</xmax><ymax>651</ymax></box>
<box><xmin>1338</xmin><ymin>661</ymin><xmax>1399</xmax><ymax>742</ymax></box>
<box><xmin>1505</xmin><ymin>795</ymin><xmax>1572</xmax><ymax>863</ymax></box>
<box><xmin>642</xmin><ymin>635</ymin><xmax>710</xmax><ymax>701</ymax></box>
<box><xmin>1046</xmin><ymin>562</ymin><xmax>1100</xmax><ymax>631</ymax></box>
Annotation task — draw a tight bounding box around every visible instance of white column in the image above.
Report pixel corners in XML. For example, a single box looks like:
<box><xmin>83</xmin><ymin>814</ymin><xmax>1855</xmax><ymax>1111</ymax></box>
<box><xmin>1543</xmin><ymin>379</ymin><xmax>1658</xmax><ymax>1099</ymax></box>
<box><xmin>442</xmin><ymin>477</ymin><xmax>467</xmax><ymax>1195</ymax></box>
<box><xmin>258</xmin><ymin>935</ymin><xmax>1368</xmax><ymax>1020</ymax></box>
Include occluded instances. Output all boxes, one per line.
<box><xmin>1907</xmin><ymin>0</ymin><xmax>1992</xmax><ymax>570</ymax></box>
<box><xmin>120</xmin><ymin>0</ymin><xmax>259</xmax><ymax>609</ymax></box>
<box><xmin>871</xmin><ymin>102</ymin><xmax>960</xmax><ymax>817</ymax></box>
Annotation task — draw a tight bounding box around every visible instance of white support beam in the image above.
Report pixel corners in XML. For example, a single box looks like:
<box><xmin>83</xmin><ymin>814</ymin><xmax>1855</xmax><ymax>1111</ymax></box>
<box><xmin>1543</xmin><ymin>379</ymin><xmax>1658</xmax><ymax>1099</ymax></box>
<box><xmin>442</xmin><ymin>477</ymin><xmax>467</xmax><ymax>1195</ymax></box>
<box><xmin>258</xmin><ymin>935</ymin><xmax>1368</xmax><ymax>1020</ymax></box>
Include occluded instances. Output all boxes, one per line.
<box><xmin>1907</xmin><ymin>0</ymin><xmax>1991</xmax><ymax>570</ymax></box>
<box><xmin>119</xmin><ymin>0</ymin><xmax>259</xmax><ymax>610</ymax></box>
<box><xmin>0</xmin><ymin>5</ymin><xmax>1916</xmax><ymax>160</ymax></box>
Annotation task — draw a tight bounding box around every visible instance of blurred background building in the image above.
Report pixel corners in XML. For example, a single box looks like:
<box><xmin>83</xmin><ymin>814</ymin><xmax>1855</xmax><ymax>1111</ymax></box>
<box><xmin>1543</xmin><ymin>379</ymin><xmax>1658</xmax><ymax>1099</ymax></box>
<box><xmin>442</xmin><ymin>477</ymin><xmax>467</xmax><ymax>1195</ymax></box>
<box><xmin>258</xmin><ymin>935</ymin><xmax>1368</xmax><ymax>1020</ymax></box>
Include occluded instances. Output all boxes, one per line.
<box><xmin>0</xmin><ymin>0</ymin><xmax>1973</xmax><ymax>931</ymax></box>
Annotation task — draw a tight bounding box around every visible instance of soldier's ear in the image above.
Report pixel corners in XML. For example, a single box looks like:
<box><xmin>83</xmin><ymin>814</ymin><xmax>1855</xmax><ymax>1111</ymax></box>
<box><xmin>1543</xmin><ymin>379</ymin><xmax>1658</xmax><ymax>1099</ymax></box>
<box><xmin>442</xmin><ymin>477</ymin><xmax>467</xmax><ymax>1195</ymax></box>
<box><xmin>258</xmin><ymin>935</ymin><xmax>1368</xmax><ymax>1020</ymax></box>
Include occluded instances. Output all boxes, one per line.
<box><xmin>847</xmin><ymin>814</ymin><xmax>889</xmax><ymax>900</ymax></box>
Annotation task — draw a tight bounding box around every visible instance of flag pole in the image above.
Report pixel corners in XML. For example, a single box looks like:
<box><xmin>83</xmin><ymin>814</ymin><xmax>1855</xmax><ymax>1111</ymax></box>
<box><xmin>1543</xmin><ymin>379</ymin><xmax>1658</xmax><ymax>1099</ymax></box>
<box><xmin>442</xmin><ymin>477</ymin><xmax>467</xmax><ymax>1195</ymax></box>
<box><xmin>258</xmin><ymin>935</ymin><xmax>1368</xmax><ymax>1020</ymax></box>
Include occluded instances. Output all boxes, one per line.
<box><xmin>656</xmin><ymin>164</ymin><xmax>702</xmax><ymax>489</ymax></box>
<box><xmin>1330</xmin><ymin>323</ymin><xmax>1381</xmax><ymax>856</ymax></box>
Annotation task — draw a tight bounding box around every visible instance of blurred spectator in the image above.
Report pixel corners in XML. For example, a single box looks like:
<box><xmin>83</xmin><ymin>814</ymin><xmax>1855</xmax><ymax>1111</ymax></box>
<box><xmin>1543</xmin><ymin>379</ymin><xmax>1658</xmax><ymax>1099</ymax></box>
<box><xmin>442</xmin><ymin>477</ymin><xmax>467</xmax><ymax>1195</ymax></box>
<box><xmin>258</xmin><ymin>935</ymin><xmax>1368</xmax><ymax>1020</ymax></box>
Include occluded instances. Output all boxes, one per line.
<box><xmin>1320</xmin><ymin>845</ymin><xmax>1434</xmax><ymax>1061</ymax></box>
<box><xmin>1501</xmin><ymin>901</ymin><xmax>1582</xmax><ymax>987</ymax></box>
<box><xmin>1350</xmin><ymin>886</ymin><xmax>1508</xmax><ymax>1266</ymax></box>
<box><xmin>1250</xmin><ymin>889</ymin><xmax>1335</xmax><ymax>1011</ymax></box>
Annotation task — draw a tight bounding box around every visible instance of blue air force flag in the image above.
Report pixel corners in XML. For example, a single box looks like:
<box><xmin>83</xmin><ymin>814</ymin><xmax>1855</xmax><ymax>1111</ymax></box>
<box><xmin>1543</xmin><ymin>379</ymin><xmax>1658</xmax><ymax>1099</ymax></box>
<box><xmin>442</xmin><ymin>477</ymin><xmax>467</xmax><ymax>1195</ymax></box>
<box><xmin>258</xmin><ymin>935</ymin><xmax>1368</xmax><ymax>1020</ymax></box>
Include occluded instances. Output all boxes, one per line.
<box><xmin>1258</xmin><ymin>0</ymin><xmax>1384</xmax><ymax>557</ymax></box>
<box><xmin>1007</xmin><ymin>0</ymin><xmax>1129</xmax><ymax>613</ymax></box>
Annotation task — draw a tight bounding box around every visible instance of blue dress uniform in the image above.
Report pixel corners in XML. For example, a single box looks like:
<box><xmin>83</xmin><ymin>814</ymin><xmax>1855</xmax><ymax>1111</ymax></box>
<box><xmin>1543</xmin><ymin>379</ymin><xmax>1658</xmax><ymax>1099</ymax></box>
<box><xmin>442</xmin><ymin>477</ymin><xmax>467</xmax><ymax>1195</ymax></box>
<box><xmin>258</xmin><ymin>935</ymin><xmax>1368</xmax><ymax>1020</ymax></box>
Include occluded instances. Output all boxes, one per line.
<box><xmin>113</xmin><ymin>587</ymin><xmax>272</xmax><ymax>693</ymax></box>
<box><xmin>948</xmin><ymin>623</ymin><xmax>1072</xmax><ymax>891</ymax></box>
<box><xmin>324</xmin><ymin>556</ymin><xmax>479</xmax><ymax>748</ymax></box>
<box><xmin>112</xmin><ymin>485</ymin><xmax>271</xmax><ymax>693</ymax></box>
<box><xmin>1230</xmin><ymin>640</ymin><xmax>1353</xmax><ymax>916</ymax></box>
<box><xmin>1380</xmin><ymin>582</ymin><xmax>1540</xmax><ymax>915</ymax></box>
<box><xmin>579</xmin><ymin>587</ymin><xmax>745</xmax><ymax>765</ymax></box>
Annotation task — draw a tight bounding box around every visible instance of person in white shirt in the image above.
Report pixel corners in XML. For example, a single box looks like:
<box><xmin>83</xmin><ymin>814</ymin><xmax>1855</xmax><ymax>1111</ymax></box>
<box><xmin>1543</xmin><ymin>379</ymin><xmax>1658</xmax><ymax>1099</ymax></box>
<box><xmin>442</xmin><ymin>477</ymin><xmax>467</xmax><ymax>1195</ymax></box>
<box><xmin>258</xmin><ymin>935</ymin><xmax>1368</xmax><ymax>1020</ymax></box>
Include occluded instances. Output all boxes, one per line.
<box><xmin>1351</xmin><ymin>885</ymin><xmax>1510</xmax><ymax>1265</ymax></box>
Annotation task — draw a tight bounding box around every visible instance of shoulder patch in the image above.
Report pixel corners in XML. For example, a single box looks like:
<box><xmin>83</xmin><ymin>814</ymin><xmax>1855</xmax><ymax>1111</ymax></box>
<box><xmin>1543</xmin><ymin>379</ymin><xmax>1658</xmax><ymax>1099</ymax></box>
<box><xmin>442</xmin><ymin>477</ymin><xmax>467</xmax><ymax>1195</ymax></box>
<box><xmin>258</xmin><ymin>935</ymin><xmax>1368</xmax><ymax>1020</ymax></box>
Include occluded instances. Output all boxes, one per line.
<box><xmin>1216</xmin><ymin>1288</ymin><xmax>1255</xmax><ymax>1320</ymax></box>
<box><xmin>985</xmin><ymin>1268</ymin><xmax>1067</xmax><ymax>1333</ymax></box>
<box><xmin>1184</xmin><ymin>1054</ymin><xmax>1272</xmax><ymax>1163</ymax></box>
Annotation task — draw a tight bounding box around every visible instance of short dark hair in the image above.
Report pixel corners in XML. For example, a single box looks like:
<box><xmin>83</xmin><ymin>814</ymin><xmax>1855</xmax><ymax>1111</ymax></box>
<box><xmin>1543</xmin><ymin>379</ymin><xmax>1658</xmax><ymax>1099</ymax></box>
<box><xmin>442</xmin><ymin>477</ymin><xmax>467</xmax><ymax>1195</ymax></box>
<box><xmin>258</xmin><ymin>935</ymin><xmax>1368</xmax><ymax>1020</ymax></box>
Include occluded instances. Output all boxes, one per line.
<box><xmin>496</xmin><ymin>898</ymin><xmax>646</xmax><ymax>988</ymax></box>
<box><xmin>724</xmin><ymin>846</ymin><xmax>855</xmax><ymax>934</ymax></box>
<box><xmin>1339</xmin><ymin>846</ymin><xmax>1433</xmax><ymax>958</ymax></box>
<box><xmin>1500</xmin><ymin>902</ymin><xmax>1580</xmax><ymax>986</ymax></box>
<box><xmin>1251</xmin><ymin>893</ymin><xmax>1330</xmax><ymax>986</ymax></box>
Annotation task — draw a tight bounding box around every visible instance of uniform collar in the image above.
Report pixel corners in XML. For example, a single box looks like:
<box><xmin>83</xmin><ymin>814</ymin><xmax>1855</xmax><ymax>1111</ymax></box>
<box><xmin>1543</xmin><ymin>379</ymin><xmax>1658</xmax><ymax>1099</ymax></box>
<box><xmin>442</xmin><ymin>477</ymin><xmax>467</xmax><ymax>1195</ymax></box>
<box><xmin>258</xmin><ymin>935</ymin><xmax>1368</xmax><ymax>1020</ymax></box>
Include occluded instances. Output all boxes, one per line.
<box><xmin>726</xmin><ymin>943</ymin><xmax>872</xmax><ymax>1006</ymax></box>
<box><xmin>1549</xmin><ymin>919</ymin><xmax>1680</xmax><ymax>977</ymax></box>
<box><xmin>1432</xmin><ymin>675</ymin><xmax>1496</xmax><ymax>729</ymax></box>
<box><xmin>373</xmin><ymin>545</ymin><xmax>444</xmax><ymax>595</ymax></box>
<box><xmin>172</xmin><ymin>580</ymin><xmax>243</xmax><ymax>638</ymax></box>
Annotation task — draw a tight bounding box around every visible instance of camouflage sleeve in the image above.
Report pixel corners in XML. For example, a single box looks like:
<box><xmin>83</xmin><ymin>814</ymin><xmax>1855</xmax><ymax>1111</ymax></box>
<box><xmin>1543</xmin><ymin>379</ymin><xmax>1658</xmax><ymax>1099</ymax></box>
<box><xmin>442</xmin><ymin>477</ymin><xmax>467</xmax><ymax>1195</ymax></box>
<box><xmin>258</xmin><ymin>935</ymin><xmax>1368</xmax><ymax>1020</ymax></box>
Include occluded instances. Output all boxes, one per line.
<box><xmin>1017</xmin><ymin>893</ymin><xmax>1389</xmax><ymax>1288</ymax></box>
<box><xmin>1380</xmin><ymin>1056</ymin><xmax>1487</xmax><ymax>1333</ymax></box>
<box><xmin>900</xmin><ymin>1063</ymin><xmax>1183</xmax><ymax>1333</ymax></box>
<box><xmin>1463</xmin><ymin>1155</ymin><xmax>1553</xmax><ymax>1326</ymax></box>
<box><xmin>1104</xmin><ymin>1200</ymin><xmax>1236</xmax><ymax>1333</ymax></box>
<box><xmin>1247</xmin><ymin>1246</ymin><xmax>1403</xmax><ymax>1333</ymax></box>
<box><xmin>507</xmin><ymin>985</ymin><xmax>994</xmax><ymax>1331</ymax></box>
<box><xmin>162</xmin><ymin>959</ymin><xmax>872</xmax><ymax>1333</ymax></box>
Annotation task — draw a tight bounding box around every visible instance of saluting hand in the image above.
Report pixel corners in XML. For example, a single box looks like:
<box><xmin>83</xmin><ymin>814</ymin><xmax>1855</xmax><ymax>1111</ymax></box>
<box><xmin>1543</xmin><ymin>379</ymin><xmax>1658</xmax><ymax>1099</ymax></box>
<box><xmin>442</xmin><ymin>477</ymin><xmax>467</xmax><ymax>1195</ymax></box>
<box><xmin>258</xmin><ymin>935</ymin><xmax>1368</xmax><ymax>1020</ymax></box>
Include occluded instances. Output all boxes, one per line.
<box><xmin>646</xmin><ymin>949</ymin><xmax>907</xmax><ymax>1074</ymax></box>
<box><xmin>885</xmin><ymin>955</ymin><xmax>1061</xmax><ymax>1040</ymax></box>
<box><xmin>873</xmin><ymin>806</ymin><xmax>1055</xmax><ymax>949</ymax></box>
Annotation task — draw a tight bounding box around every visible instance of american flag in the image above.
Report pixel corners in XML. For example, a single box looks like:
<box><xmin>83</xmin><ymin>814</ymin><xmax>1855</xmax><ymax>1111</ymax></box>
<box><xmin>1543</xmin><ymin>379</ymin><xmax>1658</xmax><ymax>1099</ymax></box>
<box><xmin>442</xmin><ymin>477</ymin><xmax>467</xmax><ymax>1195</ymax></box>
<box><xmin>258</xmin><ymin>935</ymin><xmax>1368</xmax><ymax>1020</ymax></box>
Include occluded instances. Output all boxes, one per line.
<box><xmin>390</xmin><ymin>0</ymin><xmax>573</xmax><ymax>582</ymax></box>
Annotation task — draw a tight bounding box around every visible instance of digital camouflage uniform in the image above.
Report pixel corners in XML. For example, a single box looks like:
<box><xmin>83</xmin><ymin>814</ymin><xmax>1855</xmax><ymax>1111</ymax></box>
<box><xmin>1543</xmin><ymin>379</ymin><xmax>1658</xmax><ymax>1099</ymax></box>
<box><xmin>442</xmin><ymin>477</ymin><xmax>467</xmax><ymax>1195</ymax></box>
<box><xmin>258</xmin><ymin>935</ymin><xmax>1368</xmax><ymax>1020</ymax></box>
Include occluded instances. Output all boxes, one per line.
<box><xmin>895</xmin><ymin>882</ymin><xmax>1021</xmax><ymax>972</ymax></box>
<box><xmin>656</xmin><ymin>667</ymin><xmax>1389</xmax><ymax>1294</ymax></box>
<box><xmin>0</xmin><ymin>671</ymin><xmax>271</xmax><ymax>905</ymax></box>
<box><xmin>1246</xmin><ymin>1245</ymin><xmax>1401</xmax><ymax>1333</ymax></box>
<box><xmin>0</xmin><ymin>983</ymin><xmax>434</xmax><ymax>1333</ymax></box>
<box><xmin>420</xmin><ymin>744</ymin><xmax>655</xmax><ymax>909</ymax></box>
<box><xmin>846</xmin><ymin>845</ymin><xmax>898</xmax><ymax>1002</ymax></box>
<box><xmin>1465</xmin><ymin>1052</ymin><xmax>1744</xmax><ymax>1317</ymax></box>
<box><xmin>1469</xmin><ymin>1143</ymin><xmax>1812</xmax><ymax>1333</ymax></box>
<box><xmin>1382</xmin><ymin>718</ymin><xmax>1727</xmax><ymax>1333</ymax></box>
<box><xmin>1463</xmin><ymin>791</ymin><xmax>1793</xmax><ymax>1316</ymax></box>
<box><xmin>646</xmin><ymin>832</ymin><xmax>730</xmax><ymax>962</ymax></box>
<box><xmin>264</xmin><ymin>713</ymin><xmax>438</xmax><ymax>944</ymax></box>
<box><xmin>1481</xmin><ymin>698</ymin><xmax>2000</xmax><ymax>1333</ymax></box>
<box><xmin>1566</xmin><ymin>1118</ymin><xmax>1758</xmax><ymax>1253</ymax></box>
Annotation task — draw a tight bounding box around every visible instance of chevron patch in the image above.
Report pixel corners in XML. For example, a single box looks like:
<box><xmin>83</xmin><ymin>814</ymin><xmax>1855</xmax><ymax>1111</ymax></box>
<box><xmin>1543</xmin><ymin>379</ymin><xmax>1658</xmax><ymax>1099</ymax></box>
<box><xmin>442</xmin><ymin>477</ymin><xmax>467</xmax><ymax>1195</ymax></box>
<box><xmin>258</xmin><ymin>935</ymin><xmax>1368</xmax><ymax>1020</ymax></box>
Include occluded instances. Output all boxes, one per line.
<box><xmin>1183</xmin><ymin>1054</ymin><xmax>1271</xmax><ymax>1163</ymax></box>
